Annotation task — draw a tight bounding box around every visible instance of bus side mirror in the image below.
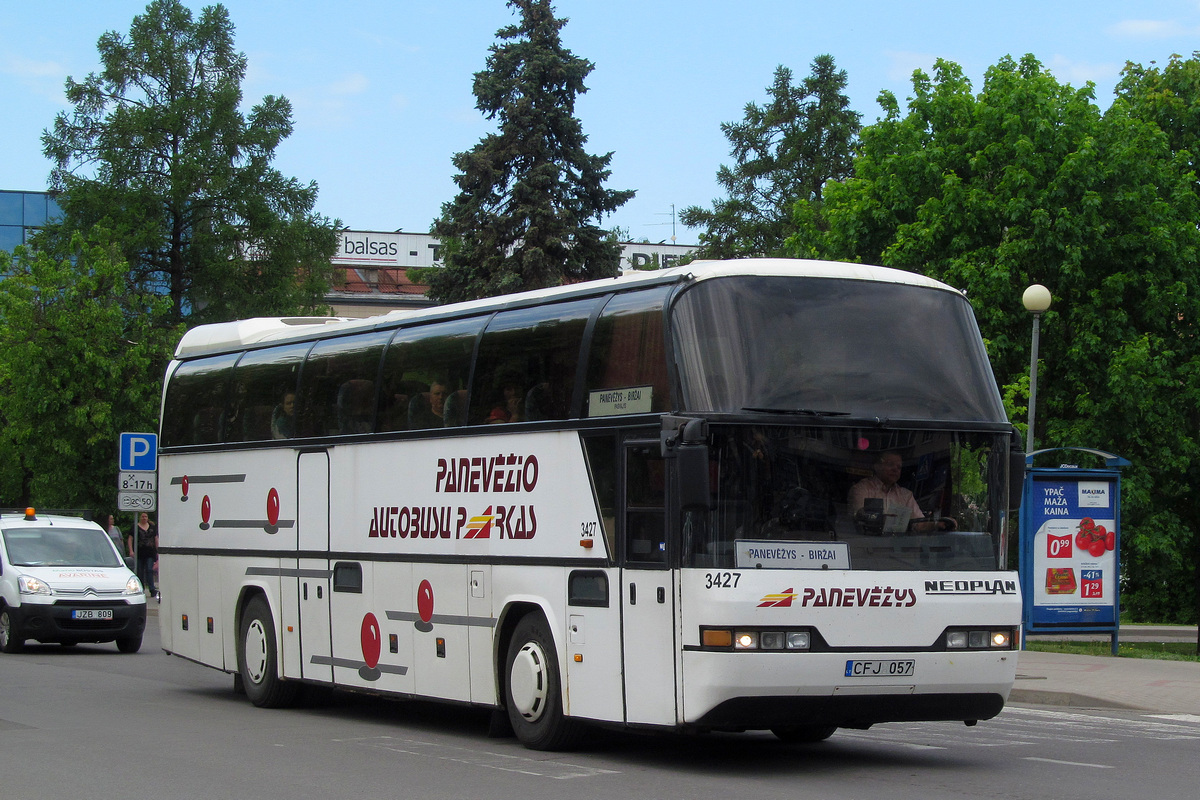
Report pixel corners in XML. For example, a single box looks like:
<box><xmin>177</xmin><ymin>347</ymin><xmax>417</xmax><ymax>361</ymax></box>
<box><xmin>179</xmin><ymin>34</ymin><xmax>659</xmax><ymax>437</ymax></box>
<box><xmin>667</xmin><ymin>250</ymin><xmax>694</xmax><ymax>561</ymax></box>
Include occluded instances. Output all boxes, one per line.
<box><xmin>1009</xmin><ymin>448</ymin><xmax>1026</xmax><ymax>512</ymax></box>
<box><xmin>678</xmin><ymin>445</ymin><xmax>711</xmax><ymax>511</ymax></box>
<box><xmin>665</xmin><ymin>418</ymin><xmax>711</xmax><ymax>511</ymax></box>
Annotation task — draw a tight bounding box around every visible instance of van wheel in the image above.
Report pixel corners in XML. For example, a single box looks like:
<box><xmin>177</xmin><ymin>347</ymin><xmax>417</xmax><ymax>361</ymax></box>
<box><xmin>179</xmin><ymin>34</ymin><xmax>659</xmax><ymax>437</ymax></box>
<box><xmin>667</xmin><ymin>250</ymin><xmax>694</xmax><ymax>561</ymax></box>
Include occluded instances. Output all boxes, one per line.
<box><xmin>116</xmin><ymin>634</ymin><xmax>143</xmax><ymax>653</ymax></box>
<box><xmin>504</xmin><ymin>614</ymin><xmax>581</xmax><ymax>750</ymax></box>
<box><xmin>771</xmin><ymin>725</ymin><xmax>837</xmax><ymax>743</ymax></box>
<box><xmin>0</xmin><ymin>608</ymin><xmax>24</xmax><ymax>654</ymax></box>
<box><xmin>237</xmin><ymin>595</ymin><xmax>298</xmax><ymax>708</ymax></box>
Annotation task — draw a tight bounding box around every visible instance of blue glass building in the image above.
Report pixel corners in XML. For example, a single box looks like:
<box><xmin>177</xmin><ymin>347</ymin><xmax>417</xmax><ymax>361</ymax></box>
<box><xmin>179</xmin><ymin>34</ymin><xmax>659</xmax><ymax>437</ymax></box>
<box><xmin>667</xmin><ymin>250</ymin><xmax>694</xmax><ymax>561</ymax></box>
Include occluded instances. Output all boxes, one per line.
<box><xmin>0</xmin><ymin>189</ymin><xmax>63</xmax><ymax>255</ymax></box>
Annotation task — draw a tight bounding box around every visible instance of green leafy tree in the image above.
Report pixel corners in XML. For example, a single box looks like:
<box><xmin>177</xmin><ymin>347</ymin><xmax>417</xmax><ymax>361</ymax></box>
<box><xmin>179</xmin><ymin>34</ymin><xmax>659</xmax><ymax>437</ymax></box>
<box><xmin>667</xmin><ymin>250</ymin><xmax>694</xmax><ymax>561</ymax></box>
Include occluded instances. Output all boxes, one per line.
<box><xmin>426</xmin><ymin>0</ymin><xmax>634</xmax><ymax>302</ymax></box>
<box><xmin>40</xmin><ymin>0</ymin><xmax>338</xmax><ymax>325</ymax></box>
<box><xmin>790</xmin><ymin>54</ymin><xmax>1200</xmax><ymax>624</ymax></box>
<box><xmin>1113</xmin><ymin>52</ymin><xmax>1200</xmax><ymax>637</ymax></box>
<box><xmin>681</xmin><ymin>56</ymin><xmax>860</xmax><ymax>258</ymax></box>
<box><xmin>0</xmin><ymin>232</ymin><xmax>177</xmax><ymax>510</ymax></box>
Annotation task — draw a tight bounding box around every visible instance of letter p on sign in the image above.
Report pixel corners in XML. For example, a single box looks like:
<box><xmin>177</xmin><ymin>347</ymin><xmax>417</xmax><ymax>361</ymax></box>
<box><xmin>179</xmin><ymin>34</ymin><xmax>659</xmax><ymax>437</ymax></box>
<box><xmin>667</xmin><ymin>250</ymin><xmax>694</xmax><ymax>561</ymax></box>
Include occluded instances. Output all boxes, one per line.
<box><xmin>120</xmin><ymin>432</ymin><xmax>158</xmax><ymax>472</ymax></box>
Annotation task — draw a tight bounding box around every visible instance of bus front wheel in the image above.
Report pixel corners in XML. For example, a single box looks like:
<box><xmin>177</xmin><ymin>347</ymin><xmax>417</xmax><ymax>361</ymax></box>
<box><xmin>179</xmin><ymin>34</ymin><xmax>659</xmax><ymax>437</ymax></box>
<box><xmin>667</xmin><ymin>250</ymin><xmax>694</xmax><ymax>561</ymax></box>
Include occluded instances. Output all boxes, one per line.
<box><xmin>504</xmin><ymin>614</ymin><xmax>580</xmax><ymax>751</ymax></box>
<box><xmin>237</xmin><ymin>595</ymin><xmax>298</xmax><ymax>708</ymax></box>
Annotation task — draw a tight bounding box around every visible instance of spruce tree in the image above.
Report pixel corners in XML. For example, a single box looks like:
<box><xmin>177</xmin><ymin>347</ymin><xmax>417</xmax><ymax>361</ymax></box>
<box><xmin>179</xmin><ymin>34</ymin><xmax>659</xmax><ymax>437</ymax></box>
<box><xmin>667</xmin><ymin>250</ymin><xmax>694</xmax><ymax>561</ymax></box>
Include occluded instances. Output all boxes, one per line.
<box><xmin>428</xmin><ymin>0</ymin><xmax>633</xmax><ymax>302</ymax></box>
<box><xmin>681</xmin><ymin>56</ymin><xmax>860</xmax><ymax>258</ymax></box>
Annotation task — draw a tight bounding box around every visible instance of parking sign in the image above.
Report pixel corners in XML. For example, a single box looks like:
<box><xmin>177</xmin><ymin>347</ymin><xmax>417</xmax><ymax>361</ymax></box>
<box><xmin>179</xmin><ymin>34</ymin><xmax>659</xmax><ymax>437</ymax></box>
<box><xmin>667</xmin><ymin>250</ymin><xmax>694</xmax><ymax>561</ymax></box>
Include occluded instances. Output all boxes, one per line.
<box><xmin>119</xmin><ymin>432</ymin><xmax>158</xmax><ymax>472</ymax></box>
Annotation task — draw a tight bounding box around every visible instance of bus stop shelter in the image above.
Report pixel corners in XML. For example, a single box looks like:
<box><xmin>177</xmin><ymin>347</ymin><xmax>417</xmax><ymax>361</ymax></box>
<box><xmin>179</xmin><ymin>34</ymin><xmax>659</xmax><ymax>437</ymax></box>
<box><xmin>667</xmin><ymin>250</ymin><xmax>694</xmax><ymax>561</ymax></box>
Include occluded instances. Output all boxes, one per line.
<box><xmin>1019</xmin><ymin>447</ymin><xmax>1129</xmax><ymax>655</ymax></box>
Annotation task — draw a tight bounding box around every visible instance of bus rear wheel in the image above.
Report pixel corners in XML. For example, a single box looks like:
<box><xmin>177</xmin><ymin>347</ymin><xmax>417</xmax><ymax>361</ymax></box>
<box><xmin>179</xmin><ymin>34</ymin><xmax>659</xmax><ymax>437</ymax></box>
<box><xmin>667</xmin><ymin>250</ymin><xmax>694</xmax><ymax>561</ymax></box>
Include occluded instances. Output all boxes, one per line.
<box><xmin>237</xmin><ymin>595</ymin><xmax>298</xmax><ymax>708</ymax></box>
<box><xmin>504</xmin><ymin>614</ymin><xmax>581</xmax><ymax>751</ymax></box>
<box><xmin>771</xmin><ymin>725</ymin><xmax>837</xmax><ymax>743</ymax></box>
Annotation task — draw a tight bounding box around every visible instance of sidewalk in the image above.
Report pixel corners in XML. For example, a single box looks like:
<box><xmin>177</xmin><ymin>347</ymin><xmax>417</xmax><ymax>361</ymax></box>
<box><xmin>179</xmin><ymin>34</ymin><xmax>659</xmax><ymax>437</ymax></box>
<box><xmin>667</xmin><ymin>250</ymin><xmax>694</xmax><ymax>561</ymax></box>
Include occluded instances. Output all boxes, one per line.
<box><xmin>1011</xmin><ymin>626</ymin><xmax>1200</xmax><ymax>715</ymax></box>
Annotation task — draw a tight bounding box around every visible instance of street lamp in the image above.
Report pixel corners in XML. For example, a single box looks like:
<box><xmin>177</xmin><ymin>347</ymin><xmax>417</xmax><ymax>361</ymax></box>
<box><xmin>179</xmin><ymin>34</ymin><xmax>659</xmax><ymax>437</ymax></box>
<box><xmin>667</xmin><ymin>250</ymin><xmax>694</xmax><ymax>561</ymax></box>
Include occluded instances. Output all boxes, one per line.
<box><xmin>1022</xmin><ymin>284</ymin><xmax>1052</xmax><ymax>454</ymax></box>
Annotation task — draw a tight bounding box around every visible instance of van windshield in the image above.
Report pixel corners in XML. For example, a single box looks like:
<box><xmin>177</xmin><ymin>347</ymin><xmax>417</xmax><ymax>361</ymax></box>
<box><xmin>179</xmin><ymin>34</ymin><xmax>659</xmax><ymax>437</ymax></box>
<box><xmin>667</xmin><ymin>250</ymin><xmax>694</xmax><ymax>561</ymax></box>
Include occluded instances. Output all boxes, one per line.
<box><xmin>1</xmin><ymin>528</ymin><xmax>123</xmax><ymax>568</ymax></box>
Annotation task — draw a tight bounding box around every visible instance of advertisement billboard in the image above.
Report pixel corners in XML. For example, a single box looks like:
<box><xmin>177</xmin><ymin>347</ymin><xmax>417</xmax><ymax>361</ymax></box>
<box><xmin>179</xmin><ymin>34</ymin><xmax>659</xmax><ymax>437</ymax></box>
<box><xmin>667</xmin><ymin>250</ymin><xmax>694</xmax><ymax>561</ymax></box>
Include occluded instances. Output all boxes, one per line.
<box><xmin>1019</xmin><ymin>450</ymin><xmax>1126</xmax><ymax>644</ymax></box>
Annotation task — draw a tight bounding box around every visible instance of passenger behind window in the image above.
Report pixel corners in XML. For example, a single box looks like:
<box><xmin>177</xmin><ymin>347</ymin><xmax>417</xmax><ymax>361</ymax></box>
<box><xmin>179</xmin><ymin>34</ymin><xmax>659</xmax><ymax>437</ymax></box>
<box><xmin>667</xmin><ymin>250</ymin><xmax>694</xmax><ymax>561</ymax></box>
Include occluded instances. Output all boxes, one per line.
<box><xmin>524</xmin><ymin>350</ymin><xmax>576</xmax><ymax>421</ymax></box>
<box><xmin>486</xmin><ymin>373</ymin><xmax>525</xmax><ymax>424</ymax></box>
<box><xmin>271</xmin><ymin>390</ymin><xmax>296</xmax><ymax>439</ymax></box>
<box><xmin>408</xmin><ymin>378</ymin><xmax>449</xmax><ymax>429</ymax></box>
<box><xmin>443</xmin><ymin>389</ymin><xmax>468</xmax><ymax>427</ymax></box>
<box><xmin>379</xmin><ymin>379</ymin><xmax>421</xmax><ymax>431</ymax></box>
<box><xmin>336</xmin><ymin>379</ymin><xmax>374</xmax><ymax>434</ymax></box>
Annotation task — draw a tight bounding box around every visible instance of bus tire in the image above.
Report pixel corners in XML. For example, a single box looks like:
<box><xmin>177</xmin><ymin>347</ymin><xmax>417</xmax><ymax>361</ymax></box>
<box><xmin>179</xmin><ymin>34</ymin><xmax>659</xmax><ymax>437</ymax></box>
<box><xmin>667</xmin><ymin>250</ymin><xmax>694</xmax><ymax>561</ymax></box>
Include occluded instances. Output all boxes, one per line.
<box><xmin>237</xmin><ymin>595</ymin><xmax>298</xmax><ymax>708</ymax></box>
<box><xmin>771</xmin><ymin>725</ymin><xmax>837</xmax><ymax>743</ymax></box>
<box><xmin>0</xmin><ymin>607</ymin><xmax>24</xmax><ymax>654</ymax></box>
<box><xmin>504</xmin><ymin>614</ymin><xmax>581</xmax><ymax>751</ymax></box>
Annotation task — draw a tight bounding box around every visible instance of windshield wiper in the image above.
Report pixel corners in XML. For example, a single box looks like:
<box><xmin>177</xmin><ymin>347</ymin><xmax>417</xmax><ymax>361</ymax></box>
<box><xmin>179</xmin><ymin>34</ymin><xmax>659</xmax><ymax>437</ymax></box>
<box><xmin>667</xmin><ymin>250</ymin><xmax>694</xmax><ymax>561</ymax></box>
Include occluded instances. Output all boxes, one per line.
<box><xmin>743</xmin><ymin>406</ymin><xmax>850</xmax><ymax>417</ymax></box>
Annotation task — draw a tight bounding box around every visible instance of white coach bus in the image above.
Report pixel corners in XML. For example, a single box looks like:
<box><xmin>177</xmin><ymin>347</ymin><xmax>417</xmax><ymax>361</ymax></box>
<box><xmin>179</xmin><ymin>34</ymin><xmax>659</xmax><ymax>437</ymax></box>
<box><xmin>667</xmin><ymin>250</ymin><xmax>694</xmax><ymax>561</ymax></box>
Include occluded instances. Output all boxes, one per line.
<box><xmin>157</xmin><ymin>258</ymin><xmax>1024</xmax><ymax>750</ymax></box>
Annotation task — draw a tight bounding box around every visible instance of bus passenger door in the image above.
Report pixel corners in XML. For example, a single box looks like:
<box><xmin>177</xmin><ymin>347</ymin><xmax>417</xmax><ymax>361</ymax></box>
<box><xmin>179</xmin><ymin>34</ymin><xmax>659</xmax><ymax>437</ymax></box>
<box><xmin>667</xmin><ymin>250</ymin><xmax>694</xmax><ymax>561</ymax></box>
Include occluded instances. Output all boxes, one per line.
<box><xmin>298</xmin><ymin>450</ymin><xmax>332</xmax><ymax>682</ymax></box>
<box><xmin>620</xmin><ymin>441</ymin><xmax>678</xmax><ymax>726</ymax></box>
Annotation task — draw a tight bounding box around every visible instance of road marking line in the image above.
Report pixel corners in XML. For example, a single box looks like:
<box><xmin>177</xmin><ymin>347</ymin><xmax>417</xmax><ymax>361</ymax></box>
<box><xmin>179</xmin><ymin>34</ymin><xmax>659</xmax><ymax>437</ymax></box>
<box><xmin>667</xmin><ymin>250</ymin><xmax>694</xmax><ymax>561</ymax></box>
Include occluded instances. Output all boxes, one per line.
<box><xmin>1023</xmin><ymin>757</ymin><xmax>1112</xmax><ymax>769</ymax></box>
<box><xmin>1148</xmin><ymin>714</ymin><xmax>1200</xmax><ymax>724</ymax></box>
<box><xmin>344</xmin><ymin>735</ymin><xmax>620</xmax><ymax>779</ymax></box>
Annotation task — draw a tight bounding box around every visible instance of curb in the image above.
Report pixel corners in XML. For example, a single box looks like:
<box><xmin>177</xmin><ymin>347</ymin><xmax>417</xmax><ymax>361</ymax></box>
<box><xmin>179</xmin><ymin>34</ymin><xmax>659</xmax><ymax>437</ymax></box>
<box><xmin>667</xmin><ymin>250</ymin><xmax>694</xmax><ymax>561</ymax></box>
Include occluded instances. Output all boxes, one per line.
<box><xmin>1008</xmin><ymin>688</ymin><xmax>1142</xmax><ymax>711</ymax></box>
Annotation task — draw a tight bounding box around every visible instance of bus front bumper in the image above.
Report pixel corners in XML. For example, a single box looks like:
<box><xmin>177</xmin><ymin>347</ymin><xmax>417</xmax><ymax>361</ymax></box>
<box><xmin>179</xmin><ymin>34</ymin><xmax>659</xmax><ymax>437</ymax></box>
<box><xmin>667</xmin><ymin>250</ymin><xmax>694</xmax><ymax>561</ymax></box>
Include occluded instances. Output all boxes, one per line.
<box><xmin>681</xmin><ymin>649</ymin><xmax>1018</xmax><ymax>730</ymax></box>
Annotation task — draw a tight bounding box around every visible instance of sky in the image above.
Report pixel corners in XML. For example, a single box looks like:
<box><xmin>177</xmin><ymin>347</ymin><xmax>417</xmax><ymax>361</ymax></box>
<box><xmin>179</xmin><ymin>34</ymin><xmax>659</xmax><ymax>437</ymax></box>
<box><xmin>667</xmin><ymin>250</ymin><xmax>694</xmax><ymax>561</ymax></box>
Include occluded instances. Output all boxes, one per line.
<box><xmin>4</xmin><ymin>1</ymin><xmax>1200</xmax><ymax>244</ymax></box>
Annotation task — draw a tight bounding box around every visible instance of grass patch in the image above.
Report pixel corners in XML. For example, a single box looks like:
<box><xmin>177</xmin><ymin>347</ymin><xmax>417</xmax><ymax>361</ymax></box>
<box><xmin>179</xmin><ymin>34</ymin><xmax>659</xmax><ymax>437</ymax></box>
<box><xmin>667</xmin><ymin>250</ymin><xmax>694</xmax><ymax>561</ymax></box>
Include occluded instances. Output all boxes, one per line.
<box><xmin>1025</xmin><ymin>639</ymin><xmax>1200</xmax><ymax>662</ymax></box>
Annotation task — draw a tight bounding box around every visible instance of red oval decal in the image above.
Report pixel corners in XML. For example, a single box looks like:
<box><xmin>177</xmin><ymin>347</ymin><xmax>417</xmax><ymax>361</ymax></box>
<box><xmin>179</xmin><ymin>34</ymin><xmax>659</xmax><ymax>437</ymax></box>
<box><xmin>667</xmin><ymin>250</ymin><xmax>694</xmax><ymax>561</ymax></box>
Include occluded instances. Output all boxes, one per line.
<box><xmin>360</xmin><ymin>613</ymin><xmax>381</xmax><ymax>669</ymax></box>
<box><xmin>417</xmin><ymin>579</ymin><xmax>434</xmax><ymax>623</ymax></box>
<box><xmin>267</xmin><ymin>488</ymin><xmax>280</xmax><ymax>527</ymax></box>
<box><xmin>201</xmin><ymin>495</ymin><xmax>211</xmax><ymax>524</ymax></box>
<box><xmin>181</xmin><ymin>475</ymin><xmax>189</xmax><ymax>498</ymax></box>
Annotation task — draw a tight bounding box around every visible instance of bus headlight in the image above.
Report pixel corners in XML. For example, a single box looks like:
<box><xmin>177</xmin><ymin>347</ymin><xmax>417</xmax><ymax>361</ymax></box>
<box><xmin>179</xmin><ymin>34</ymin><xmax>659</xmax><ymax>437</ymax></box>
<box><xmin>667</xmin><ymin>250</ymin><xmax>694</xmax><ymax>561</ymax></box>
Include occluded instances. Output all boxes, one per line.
<box><xmin>734</xmin><ymin>631</ymin><xmax>758</xmax><ymax>650</ymax></box>
<box><xmin>786</xmin><ymin>631</ymin><xmax>811</xmax><ymax>650</ymax></box>
<box><xmin>945</xmin><ymin>628</ymin><xmax>1016</xmax><ymax>650</ymax></box>
<box><xmin>759</xmin><ymin>631</ymin><xmax>785</xmax><ymax>650</ymax></box>
<box><xmin>700</xmin><ymin>627</ymin><xmax>814</xmax><ymax>651</ymax></box>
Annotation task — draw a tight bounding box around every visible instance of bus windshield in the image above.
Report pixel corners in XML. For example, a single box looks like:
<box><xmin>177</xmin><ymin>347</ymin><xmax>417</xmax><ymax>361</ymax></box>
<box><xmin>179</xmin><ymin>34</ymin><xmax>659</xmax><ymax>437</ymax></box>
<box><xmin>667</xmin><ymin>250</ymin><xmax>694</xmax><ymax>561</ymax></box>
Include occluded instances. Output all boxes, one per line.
<box><xmin>687</xmin><ymin>426</ymin><xmax>1006</xmax><ymax>572</ymax></box>
<box><xmin>671</xmin><ymin>275</ymin><xmax>1006</xmax><ymax>422</ymax></box>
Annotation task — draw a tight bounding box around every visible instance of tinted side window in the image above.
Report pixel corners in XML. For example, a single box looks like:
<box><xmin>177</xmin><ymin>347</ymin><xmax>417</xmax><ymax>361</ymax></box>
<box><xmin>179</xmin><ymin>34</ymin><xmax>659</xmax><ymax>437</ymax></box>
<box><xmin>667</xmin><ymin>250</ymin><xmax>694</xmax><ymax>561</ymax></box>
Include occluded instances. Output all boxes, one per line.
<box><xmin>377</xmin><ymin>318</ymin><xmax>484</xmax><ymax>432</ymax></box>
<box><xmin>224</xmin><ymin>343</ymin><xmax>310</xmax><ymax>442</ymax></box>
<box><xmin>468</xmin><ymin>299</ymin><xmax>598</xmax><ymax>425</ymax></box>
<box><xmin>297</xmin><ymin>331</ymin><xmax>390</xmax><ymax>437</ymax></box>
<box><xmin>162</xmin><ymin>353</ymin><xmax>239</xmax><ymax>446</ymax></box>
<box><xmin>585</xmin><ymin>287</ymin><xmax>672</xmax><ymax>417</ymax></box>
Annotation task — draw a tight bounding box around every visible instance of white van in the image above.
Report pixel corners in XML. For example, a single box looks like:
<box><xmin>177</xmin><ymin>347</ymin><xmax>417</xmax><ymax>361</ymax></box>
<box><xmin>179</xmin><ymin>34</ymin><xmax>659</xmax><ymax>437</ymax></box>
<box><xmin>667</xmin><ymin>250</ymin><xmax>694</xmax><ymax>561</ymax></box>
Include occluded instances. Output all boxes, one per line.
<box><xmin>0</xmin><ymin>508</ymin><xmax>148</xmax><ymax>653</ymax></box>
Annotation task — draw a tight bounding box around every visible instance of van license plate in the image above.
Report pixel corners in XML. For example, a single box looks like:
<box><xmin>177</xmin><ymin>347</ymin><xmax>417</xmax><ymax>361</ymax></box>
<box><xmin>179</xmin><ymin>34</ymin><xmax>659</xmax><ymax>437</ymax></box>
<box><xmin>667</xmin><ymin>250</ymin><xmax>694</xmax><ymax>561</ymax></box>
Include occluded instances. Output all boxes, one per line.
<box><xmin>71</xmin><ymin>609</ymin><xmax>114</xmax><ymax>620</ymax></box>
<box><xmin>845</xmin><ymin>659</ymin><xmax>915</xmax><ymax>677</ymax></box>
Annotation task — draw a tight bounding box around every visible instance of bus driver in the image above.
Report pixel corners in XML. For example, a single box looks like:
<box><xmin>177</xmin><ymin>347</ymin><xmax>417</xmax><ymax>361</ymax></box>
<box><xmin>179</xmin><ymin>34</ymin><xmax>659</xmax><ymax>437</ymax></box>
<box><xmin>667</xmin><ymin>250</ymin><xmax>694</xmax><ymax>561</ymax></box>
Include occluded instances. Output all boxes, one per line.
<box><xmin>849</xmin><ymin>451</ymin><xmax>953</xmax><ymax>533</ymax></box>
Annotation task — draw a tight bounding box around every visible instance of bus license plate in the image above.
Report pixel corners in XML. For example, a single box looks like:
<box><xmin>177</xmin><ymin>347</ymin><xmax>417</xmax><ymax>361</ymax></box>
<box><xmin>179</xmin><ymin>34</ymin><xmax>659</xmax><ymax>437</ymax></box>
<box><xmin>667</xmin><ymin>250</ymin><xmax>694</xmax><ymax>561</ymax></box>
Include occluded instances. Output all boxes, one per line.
<box><xmin>71</xmin><ymin>609</ymin><xmax>114</xmax><ymax>620</ymax></box>
<box><xmin>845</xmin><ymin>659</ymin><xmax>915</xmax><ymax>678</ymax></box>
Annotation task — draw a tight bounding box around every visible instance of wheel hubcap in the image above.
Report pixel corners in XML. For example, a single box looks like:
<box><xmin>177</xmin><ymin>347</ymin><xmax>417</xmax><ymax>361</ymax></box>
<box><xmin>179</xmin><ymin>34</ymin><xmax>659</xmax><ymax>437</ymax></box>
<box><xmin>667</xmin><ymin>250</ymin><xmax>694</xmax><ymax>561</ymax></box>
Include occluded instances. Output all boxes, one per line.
<box><xmin>244</xmin><ymin>618</ymin><xmax>269</xmax><ymax>684</ymax></box>
<box><xmin>510</xmin><ymin>640</ymin><xmax>549</xmax><ymax>722</ymax></box>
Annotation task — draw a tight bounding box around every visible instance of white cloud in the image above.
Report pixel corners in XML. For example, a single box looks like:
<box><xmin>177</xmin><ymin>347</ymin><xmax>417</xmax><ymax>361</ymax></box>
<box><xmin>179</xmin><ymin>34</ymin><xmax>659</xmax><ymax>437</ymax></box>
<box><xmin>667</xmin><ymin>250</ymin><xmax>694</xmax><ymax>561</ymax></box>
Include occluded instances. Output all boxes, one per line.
<box><xmin>883</xmin><ymin>50</ymin><xmax>938</xmax><ymax>83</ymax></box>
<box><xmin>1108</xmin><ymin>19</ymin><xmax>1200</xmax><ymax>39</ymax></box>
<box><xmin>329</xmin><ymin>72</ymin><xmax>369</xmax><ymax>96</ymax></box>
<box><xmin>1046</xmin><ymin>54</ymin><xmax>1126</xmax><ymax>90</ymax></box>
<box><xmin>1</xmin><ymin>53</ymin><xmax>69</xmax><ymax>103</ymax></box>
<box><xmin>2</xmin><ymin>53</ymin><xmax>63</xmax><ymax>79</ymax></box>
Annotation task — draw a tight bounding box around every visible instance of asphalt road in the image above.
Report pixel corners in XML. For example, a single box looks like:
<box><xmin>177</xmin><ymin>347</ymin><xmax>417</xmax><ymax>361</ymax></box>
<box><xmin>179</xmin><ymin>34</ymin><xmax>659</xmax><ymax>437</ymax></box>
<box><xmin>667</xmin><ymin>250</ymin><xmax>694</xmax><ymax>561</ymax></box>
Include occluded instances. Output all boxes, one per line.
<box><xmin>2</xmin><ymin>622</ymin><xmax>1198</xmax><ymax>800</ymax></box>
